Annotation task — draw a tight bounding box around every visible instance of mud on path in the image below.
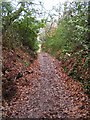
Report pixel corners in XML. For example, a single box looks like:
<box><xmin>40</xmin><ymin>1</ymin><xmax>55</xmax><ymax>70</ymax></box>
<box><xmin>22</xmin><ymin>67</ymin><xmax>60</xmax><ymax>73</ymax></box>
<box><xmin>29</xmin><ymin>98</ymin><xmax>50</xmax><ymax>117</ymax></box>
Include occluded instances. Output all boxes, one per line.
<box><xmin>3</xmin><ymin>52</ymin><xmax>90</xmax><ymax>119</ymax></box>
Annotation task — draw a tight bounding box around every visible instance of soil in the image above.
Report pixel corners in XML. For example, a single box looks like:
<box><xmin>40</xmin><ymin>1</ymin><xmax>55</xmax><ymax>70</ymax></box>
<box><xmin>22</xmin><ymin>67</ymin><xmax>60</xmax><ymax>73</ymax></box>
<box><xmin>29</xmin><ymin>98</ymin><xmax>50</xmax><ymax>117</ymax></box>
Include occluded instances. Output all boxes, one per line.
<box><xmin>2</xmin><ymin>52</ymin><xmax>90</xmax><ymax>119</ymax></box>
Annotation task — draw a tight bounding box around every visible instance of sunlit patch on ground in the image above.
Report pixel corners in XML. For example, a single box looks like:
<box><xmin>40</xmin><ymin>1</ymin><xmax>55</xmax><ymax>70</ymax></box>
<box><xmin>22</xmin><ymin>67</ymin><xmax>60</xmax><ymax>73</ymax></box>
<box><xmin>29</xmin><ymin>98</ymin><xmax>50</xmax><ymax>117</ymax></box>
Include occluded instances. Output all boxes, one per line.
<box><xmin>37</xmin><ymin>44</ymin><xmax>42</xmax><ymax>53</ymax></box>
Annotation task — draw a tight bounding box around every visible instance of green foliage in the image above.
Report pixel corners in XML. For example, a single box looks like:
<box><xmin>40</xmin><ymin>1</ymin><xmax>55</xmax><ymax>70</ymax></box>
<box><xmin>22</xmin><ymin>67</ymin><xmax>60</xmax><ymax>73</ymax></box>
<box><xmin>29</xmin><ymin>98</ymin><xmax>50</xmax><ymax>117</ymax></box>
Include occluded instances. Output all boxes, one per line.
<box><xmin>43</xmin><ymin>2</ymin><xmax>89</xmax><ymax>54</ymax></box>
<box><xmin>43</xmin><ymin>1</ymin><xmax>90</xmax><ymax>94</ymax></box>
<box><xmin>24</xmin><ymin>61</ymin><xmax>30</xmax><ymax>67</ymax></box>
<box><xmin>2</xmin><ymin>1</ymin><xmax>45</xmax><ymax>52</ymax></box>
<box><xmin>2</xmin><ymin>2</ymin><xmax>13</xmax><ymax>15</ymax></box>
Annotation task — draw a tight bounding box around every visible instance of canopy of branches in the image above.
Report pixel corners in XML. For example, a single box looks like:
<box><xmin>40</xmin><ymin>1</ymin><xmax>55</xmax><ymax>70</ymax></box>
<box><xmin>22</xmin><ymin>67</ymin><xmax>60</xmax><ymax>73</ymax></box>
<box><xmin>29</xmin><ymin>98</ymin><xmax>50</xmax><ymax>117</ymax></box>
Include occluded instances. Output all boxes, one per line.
<box><xmin>2</xmin><ymin>1</ymin><xmax>45</xmax><ymax>51</ymax></box>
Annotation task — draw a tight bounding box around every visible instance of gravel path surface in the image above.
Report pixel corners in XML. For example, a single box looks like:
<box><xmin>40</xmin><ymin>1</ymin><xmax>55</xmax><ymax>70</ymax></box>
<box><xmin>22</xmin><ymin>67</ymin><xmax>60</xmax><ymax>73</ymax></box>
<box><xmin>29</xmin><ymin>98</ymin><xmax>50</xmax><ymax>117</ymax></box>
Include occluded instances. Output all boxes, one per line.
<box><xmin>3</xmin><ymin>52</ymin><xmax>90</xmax><ymax>119</ymax></box>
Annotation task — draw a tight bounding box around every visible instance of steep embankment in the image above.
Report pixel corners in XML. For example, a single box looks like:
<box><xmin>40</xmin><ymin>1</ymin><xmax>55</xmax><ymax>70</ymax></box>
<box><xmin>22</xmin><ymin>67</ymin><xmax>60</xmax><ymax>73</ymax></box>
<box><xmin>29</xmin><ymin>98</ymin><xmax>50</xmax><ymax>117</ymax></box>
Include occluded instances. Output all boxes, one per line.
<box><xmin>2</xmin><ymin>47</ymin><xmax>36</xmax><ymax>102</ymax></box>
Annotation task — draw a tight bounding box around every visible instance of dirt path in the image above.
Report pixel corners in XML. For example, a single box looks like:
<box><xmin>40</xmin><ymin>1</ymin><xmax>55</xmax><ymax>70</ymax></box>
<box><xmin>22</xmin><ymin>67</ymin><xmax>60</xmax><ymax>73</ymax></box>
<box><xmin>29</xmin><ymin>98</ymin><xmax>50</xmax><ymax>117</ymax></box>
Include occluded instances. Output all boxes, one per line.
<box><xmin>3</xmin><ymin>52</ymin><xmax>90</xmax><ymax>119</ymax></box>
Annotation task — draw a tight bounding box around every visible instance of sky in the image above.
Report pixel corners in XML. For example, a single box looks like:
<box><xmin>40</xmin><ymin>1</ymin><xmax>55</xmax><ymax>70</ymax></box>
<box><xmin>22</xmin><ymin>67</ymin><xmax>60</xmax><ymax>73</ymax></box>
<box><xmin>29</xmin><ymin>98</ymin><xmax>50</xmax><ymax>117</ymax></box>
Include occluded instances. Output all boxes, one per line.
<box><xmin>34</xmin><ymin>0</ymin><xmax>89</xmax><ymax>11</ymax></box>
<box><xmin>4</xmin><ymin>0</ymin><xmax>73</xmax><ymax>11</ymax></box>
<box><xmin>42</xmin><ymin>0</ymin><xmax>71</xmax><ymax>10</ymax></box>
<box><xmin>5</xmin><ymin>0</ymin><xmax>88</xmax><ymax>11</ymax></box>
